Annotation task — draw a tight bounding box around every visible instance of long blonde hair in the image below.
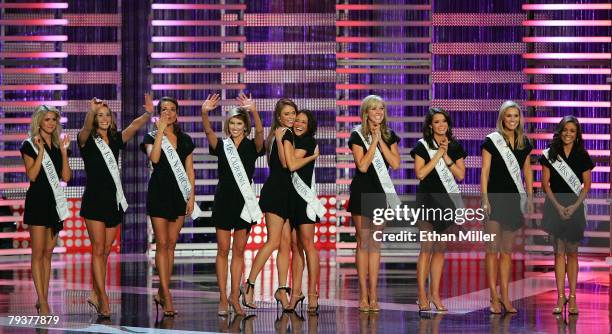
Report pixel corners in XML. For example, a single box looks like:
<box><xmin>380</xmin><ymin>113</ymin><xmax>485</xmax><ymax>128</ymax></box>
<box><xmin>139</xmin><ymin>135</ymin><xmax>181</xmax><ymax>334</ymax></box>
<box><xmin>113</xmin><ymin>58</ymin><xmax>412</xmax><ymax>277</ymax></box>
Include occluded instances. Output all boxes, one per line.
<box><xmin>359</xmin><ymin>95</ymin><xmax>391</xmax><ymax>143</ymax></box>
<box><xmin>496</xmin><ymin>100</ymin><xmax>526</xmax><ymax>150</ymax></box>
<box><xmin>29</xmin><ymin>105</ymin><xmax>62</xmax><ymax>148</ymax></box>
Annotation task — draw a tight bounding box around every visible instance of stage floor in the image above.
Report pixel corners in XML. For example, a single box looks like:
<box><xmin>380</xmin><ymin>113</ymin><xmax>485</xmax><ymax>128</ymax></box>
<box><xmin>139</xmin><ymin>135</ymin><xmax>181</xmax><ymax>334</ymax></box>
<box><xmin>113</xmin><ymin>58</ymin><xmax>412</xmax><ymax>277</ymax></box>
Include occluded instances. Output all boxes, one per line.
<box><xmin>0</xmin><ymin>252</ymin><xmax>608</xmax><ymax>333</ymax></box>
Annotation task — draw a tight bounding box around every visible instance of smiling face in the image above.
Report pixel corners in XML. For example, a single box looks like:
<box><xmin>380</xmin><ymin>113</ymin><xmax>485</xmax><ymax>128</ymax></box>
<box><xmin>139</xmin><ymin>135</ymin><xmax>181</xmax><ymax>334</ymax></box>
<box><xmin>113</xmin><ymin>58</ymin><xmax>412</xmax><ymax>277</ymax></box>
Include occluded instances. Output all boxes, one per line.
<box><xmin>95</xmin><ymin>107</ymin><xmax>113</xmax><ymax>131</ymax></box>
<box><xmin>279</xmin><ymin>105</ymin><xmax>296</xmax><ymax>128</ymax></box>
<box><xmin>294</xmin><ymin>113</ymin><xmax>309</xmax><ymax>136</ymax></box>
<box><xmin>366</xmin><ymin>101</ymin><xmax>385</xmax><ymax>125</ymax></box>
<box><xmin>39</xmin><ymin>111</ymin><xmax>58</xmax><ymax>135</ymax></box>
<box><xmin>502</xmin><ymin>107</ymin><xmax>520</xmax><ymax>131</ymax></box>
<box><xmin>430</xmin><ymin>113</ymin><xmax>448</xmax><ymax>137</ymax></box>
<box><xmin>159</xmin><ymin>100</ymin><xmax>178</xmax><ymax>124</ymax></box>
<box><xmin>228</xmin><ymin>116</ymin><xmax>246</xmax><ymax>139</ymax></box>
<box><xmin>561</xmin><ymin>121</ymin><xmax>578</xmax><ymax>146</ymax></box>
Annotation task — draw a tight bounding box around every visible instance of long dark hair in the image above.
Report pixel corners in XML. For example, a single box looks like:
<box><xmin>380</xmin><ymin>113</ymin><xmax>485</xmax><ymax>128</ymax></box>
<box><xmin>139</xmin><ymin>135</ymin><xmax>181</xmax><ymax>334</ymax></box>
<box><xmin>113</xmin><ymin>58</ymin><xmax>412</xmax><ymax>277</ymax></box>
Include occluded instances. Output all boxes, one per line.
<box><xmin>548</xmin><ymin>115</ymin><xmax>584</xmax><ymax>162</ymax></box>
<box><xmin>157</xmin><ymin>96</ymin><xmax>182</xmax><ymax>136</ymax></box>
<box><xmin>296</xmin><ymin>109</ymin><xmax>317</xmax><ymax>137</ymax></box>
<box><xmin>422</xmin><ymin>107</ymin><xmax>454</xmax><ymax>149</ymax></box>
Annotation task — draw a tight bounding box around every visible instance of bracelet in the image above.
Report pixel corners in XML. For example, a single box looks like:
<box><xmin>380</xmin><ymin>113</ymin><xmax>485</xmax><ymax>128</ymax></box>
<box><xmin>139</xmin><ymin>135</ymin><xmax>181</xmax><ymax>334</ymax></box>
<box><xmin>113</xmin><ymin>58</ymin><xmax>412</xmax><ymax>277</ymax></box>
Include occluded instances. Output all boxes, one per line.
<box><xmin>446</xmin><ymin>161</ymin><xmax>454</xmax><ymax>167</ymax></box>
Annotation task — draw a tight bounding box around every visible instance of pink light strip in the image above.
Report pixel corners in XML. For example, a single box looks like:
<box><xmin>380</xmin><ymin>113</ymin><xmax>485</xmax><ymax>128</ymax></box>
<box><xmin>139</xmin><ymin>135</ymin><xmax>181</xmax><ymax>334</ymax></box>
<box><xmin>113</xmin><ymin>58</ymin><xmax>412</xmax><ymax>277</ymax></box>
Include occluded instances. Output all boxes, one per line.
<box><xmin>0</xmin><ymin>182</ymin><xmax>29</xmax><ymax>190</ymax></box>
<box><xmin>523</xmin><ymin>53</ymin><xmax>611</xmax><ymax>59</ymax></box>
<box><xmin>151</xmin><ymin>20</ymin><xmax>245</xmax><ymax>26</ymax></box>
<box><xmin>0</xmin><ymin>248</ymin><xmax>66</xmax><ymax>256</ymax></box>
<box><xmin>336</xmin><ymin>21</ymin><xmax>430</xmax><ymax>27</ymax></box>
<box><xmin>152</xmin><ymin>4</ymin><xmax>246</xmax><ymax>10</ymax></box>
<box><xmin>531</xmin><ymin>149</ymin><xmax>610</xmax><ymax>157</ymax></box>
<box><xmin>336</xmin><ymin>52</ymin><xmax>430</xmax><ymax>59</ymax></box>
<box><xmin>150</xmin><ymin>52</ymin><xmax>244</xmax><ymax>59</ymax></box>
<box><xmin>533</xmin><ymin>182</ymin><xmax>609</xmax><ymax>190</ymax></box>
<box><xmin>0</xmin><ymin>117</ymin><xmax>67</xmax><ymax>125</ymax></box>
<box><xmin>152</xmin><ymin>100</ymin><xmax>247</xmax><ymax>107</ymax></box>
<box><xmin>523</xmin><ymin>84</ymin><xmax>610</xmax><ymax>91</ymax></box>
<box><xmin>0</xmin><ymin>84</ymin><xmax>68</xmax><ymax>91</ymax></box>
<box><xmin>0</xmin><ymin>35</ymin><xmax>68</xmax><ymax>42</ymax></box>
<box><xmin>0</xmin><ymin>101</ymin><xmax>67</xmax><ymax>107</ymax></box>
<box><xmin>0</xmin><ymin>68</ymin><xmax>67</xmax><ymax>74</ymax></box>
<box><xmin>0</xmin><ymin>19</ymin><xmax>68</xmax><ymax>26</ymax></box>
<box><xmin>336</xmin><ymin>37</ymin><xmax>430</xmax><ymax>43</ymax></box>
<box><xmin>0</xmin><ymin>52</ymin><xmax>68</xmax><ymax>59</ymax></box>
<box><xmin>523</xmin><ymin>36</ymin><xmax>611</xmax><ymax>43</ymax></box>
<box><xmin>523</xmin><ymin>100</ymin><xmax>610</xmax><ymax>108</ymax></box>
<box><xmin>522</xmin><ymin>20</ymin><xmax>611</xmax><ymax>26</ymax></box>
<box><xmin>152</xmin><ymin>68</ymin><xmax>246</xmax><ymax>74</ymax></box>
<box><xmin>524</xmin><ymin>117</ymin><xmax>609</xmax><ymax>125</ymax></box>
<box><xmin>336</xmin><ymin>84</ymin><xmax>429</xmax><ymax>90</ymax></box>
<box><xmin>0</xmin><ymin>199</ymin><xmax>24</xmax><ymax>206</ymax></box>
<box><xmin>152</xmin><ymin>36</ymin><xmax>246</xmax><ymax>42</ymax></box>
<box><xmin>522</xmin><ymin>4</ymin><xmax>611</xmax><ymax>10</ymax></box>
<box><xmin>337</xmin><ymin>100</ymin><xmax>430</xmax><ymax>107</ymax></box>
<box><xmin>528</xmin><ymin>133</ymin><xmax>610</xmax><ymax>140</ymax></box>
<box><xmin>337</xmin><ymin>68</ymin><xmax>430</xmax><ymax>74</ymax></box>
<box><xmin>0</xmin><ymin>3</ymin><xmax>67</xmax><ymax>9</ymax></box>
<box><xmin>151</xmin><ymin>84</ymin><xmax>246</xmax><ymax>90</ymax></box>
<box><xmin>523</xmin><ymin>68</ymin><xmax>611</xmax><ymax>75</ymax></box>
<box><xmin>0</xmin><ymin>151</ymin><xmax>22</xmax><ymax>158</ymax></box>
<box><xmin>336</xmin><ymin>4</ymin><xmax>431</xmax><ymax>10</ymax></box>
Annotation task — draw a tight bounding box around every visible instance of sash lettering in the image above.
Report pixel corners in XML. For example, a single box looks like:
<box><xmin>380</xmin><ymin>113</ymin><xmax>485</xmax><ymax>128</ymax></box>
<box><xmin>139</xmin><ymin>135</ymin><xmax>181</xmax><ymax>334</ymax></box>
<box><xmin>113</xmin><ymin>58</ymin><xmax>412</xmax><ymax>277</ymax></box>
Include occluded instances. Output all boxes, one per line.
<box><xmin>94</xmin><ymin>136</ymin><xmax>128</xmax><ymax>212</ymax></box>
<box><xmin>543</xmin><ymin>148</ymin><xmax>587</xmax><ymax>219</ymax></box>
<box><xmin>487</xmin><ymin>132</ymin><xmax>527</xmax><ymax>213</ymax></box>
<box><xmin>291</xmin><ymin>145</ymin><xmax>326</xmax><ymax>221</ymax></box>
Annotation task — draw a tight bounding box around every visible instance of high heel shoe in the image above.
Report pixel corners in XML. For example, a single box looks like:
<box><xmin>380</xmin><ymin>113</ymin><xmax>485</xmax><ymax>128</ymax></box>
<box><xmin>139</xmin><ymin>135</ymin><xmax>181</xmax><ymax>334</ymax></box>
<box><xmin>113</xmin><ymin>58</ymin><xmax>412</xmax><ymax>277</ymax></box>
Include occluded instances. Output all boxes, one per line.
<box><xmin>552</xmin><ymin>294</ymin><xmax>567</xmax><ymax>314</ymax></box>
<box><xmin>358</xmin><ymin>299</ymin><xmax>370</xmax><ymax>312</ymax></box>
<box><xmin>35</xmin><ymin>301</ymin><xmax>41</xmax><ymax>314</ymax></box>
<box><xmin>568</xmin><ymin>295</ymin><xmax>578</xmax><ymax>315</ymax></box>
<box><xmin>416</xmin><ymin>297</ymin><xmax>431</xmax><ymax>312</ymax></box>
<box><xmin>218</xmin><ymin>304</ymin><xmax>230</xmax><ymax>317</ymax></box>
<box><xmin>87</xmin><ymin>297</ymin><xmax>110</xmax><ymax>318</ymax></box>
<box><xmin>307</xmin><ymin>293</ymin><xmax>319</xmax><ymax>315</ymax></box>
<box><xmin>241</xmin><ymin>279</ymin><xmax>257</xmax><ymax>309</ymax></box>
<box><xmin>274</xmin><ymin>286</ymin><xmax>291</xmax><ymax>310</ymax></box>
<box><xmin>229</xmin><ymin>298</ymin><xmax>245</xmax><ymax>316</ymax></box>
<box><xmin>500</xmin><ymin>299</ymin><xmax>518</xmax><ymax>314</ymax></box>
<box><xmin>489</xmin><ymin>298</ymin><xmax>501</xmax><ymax>314</ymax></box>
<box><xmin>154</xmin><ymin>294</ymin><xmax>176</xmax><ymax>317</ymax></box>
<box><xmin>285</xmin><ymin>293</ymin><xmax>305</xmax><ymax>312</ymax></box>
<box><xmin>429</xmin><ymin>297</ymin><xmax>448</xmax><ymax>312</ymax></box>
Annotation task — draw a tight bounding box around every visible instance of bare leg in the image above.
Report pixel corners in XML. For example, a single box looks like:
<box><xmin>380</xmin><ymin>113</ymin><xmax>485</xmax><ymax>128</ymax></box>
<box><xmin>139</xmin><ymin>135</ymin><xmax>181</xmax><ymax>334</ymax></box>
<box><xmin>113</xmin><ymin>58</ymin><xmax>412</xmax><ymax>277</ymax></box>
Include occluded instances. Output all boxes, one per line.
<box><xmin>552</xmin><ymin>238</ymin><xmax>567</xmax><ymax>311</ymax></box>
<box><xmin>429</xmin><ymin>241</ymin><xmax>447</xmax><ymax>310</ymax></box>
<box><xmin>485</xmin><ymin>220</ymin><xmax>501</xmax><ymax>312</ymax></box>
<box><xmin>215</xmin><ymin>228</ymin><xmax>231</xmax><ymax>313</ymax></box>
<box><xmin>566</xmin><ymin>242</ymin><xmax>579</xmax><ymax>312</ymax></box>
<box><xmin>101</xmin><ymin>225</ymin><xmax>118</xmax><ymax>313</ymax></box>
<box><xmin>164</xmin><ymin>216</ymin><xmax>185</xmax><ymax>312</ymax></box>
<box><xmin>151</xmin><ymin>217</ymin><xmax>171</xmax><ymax>312</ymax></box>
<box><xmin>30</xmin><ymin>226</ymin><xmax>52</xmax><ymax>315</ymax></box>
<box><xmin>289</xmin><ymin>227</ymin><xmax>305</xmax><ymax>309</ymax></box>
<box><xmin>299</xmin><ymin>223</ymin><xmax>319</xmax><ymax>310</ymax></box>
<box><xmin>417</xmin><ymin>221</ymin><xmax>433</xmax><ymax>309</ymax></box>
<box><xmin>367</xmin><ymin>218</ymin><xmax>381</xmax><ymax>309</ymax></box>
<box><xmin>353</xmin><ymin>214</ymin><xmax>369</xmax><ymax>310</ymax></box>
<box><xmin>229</xmin><ymin>229</ymin><xmax>248</xmax><ymax>315</ymax></box>
<box><xmin>499</xmin><ymin>229</ymin><xmax>517</xmax><ymax>312</ymax></box>
<box><xmin>275</xmin><ymin>221</ymin><xmax>292</xmax><ymax>308</ymax></box>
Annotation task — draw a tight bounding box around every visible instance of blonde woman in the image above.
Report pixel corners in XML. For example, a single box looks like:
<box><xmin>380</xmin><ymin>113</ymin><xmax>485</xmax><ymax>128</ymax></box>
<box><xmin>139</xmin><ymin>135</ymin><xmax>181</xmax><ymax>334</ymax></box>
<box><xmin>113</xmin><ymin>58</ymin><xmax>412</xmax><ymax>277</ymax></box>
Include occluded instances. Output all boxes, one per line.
<box><xmin>20</xmin><ymin>106</ymin><xmax>72</xmax><ymax>315</ymax></box>
<box><xmin>480</xmin><ymin>100</ymin><xmax>533</xmax><ymax>314</ymax></box>
<box><xmin>348</xmin><ymin>95</ymin><xmax>400</xmax><ymax>312</ymax></box>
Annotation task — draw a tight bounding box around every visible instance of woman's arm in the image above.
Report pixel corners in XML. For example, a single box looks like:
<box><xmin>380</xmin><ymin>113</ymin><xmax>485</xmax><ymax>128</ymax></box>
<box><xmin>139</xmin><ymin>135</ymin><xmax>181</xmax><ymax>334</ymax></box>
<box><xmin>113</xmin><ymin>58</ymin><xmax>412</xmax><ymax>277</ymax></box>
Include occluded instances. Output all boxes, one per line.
<box><xmin>542</xmin><ymin>165</ymin><xmax>568</xmax><ymax>219</ymax></box>
<box><xmin>481</xmin><ymin>149</ymin><xmax>491</xmax><ymax>215</ymax></box>
<box><xmin>122</xmin><ymin>93</ymin><xmax>154</xmax><ymax>143</ymax></box>
<box><xmin>352</xmin><ymin>134</ymin><xmax>379</xmax><ymax>173</ymax></box>
<box><xmin>378</xmin><ymin>137</ymin><xmax>400</xmax><ymax>170</ymax></box>
<box><xmin>283</xmin><ymin>141</ymin><xmax>318</xmax><ymax>172</ymax></box>
<box><xmin>78</xmin><ymin>98</ymin><xmax>102</xmax><ymax>147</ymax></box>
<box><xmin>185</xmin><ymin>153</ymin><xmax>196</xmax><ymax>216</ymax></box>
<box><xmin>23</xmin><ymin>137</ymin><xmax>44</xmax><ymax>182</ymax></box>
<box><xmin>201</xmin><ymin>94</ymin><xmax>220</xmax><ymax>151</ymax></box>
<box><xmin>275</xmin><ymin>128</ymin><xmax>288</xmax><ymax>168</ymax></box>
<box><xmin>60</xmin><ymin>135</ymin><xmax>72</xmax><ymax>182</ymax></box>
<box><xmin>237</xmin><ymin>93</ymin><xmax>264</xmax><ymax>153</ymax></box>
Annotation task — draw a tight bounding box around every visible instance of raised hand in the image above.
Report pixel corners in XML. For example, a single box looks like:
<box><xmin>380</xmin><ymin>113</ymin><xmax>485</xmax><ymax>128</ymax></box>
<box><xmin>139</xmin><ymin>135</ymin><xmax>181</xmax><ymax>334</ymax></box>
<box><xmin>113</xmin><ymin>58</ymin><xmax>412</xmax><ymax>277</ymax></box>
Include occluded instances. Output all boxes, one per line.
<box><xmin>186</xmin><ymin>197</ymin><xmax>195</xmax><ymax>216</ymax></box>
<box><xmin>34</xmin><ymin>135</ymin><xmax>45</xmax><ymax>151</ymax></box>
<box><xmin>236</xmin><ymin>92</ymin><xmax>255</xmax><ymax>111</ymax></box>
<box><xmin>202</xmin><ymin>93</ymin><xmax>220</xmax><ymax>113</ymax></box>
<box><xmin>156</xmin><ymin>117</ymin><xmax>168</xmax><ymax>133</ymax></box>
<box><xmin>275</xmin><ymin>127</ymin><xmax>287</xmax><ymax>141</ymax></box>
<box><xmin>313</xmin><ymin>145</ymin><xmax>320</xmax><ymax>158</ymax></box>
<box><xmin>143</xmin><ymin>92</ymin><xmax>155</xmax><ymax>114</ymax></box>
<box><xmin>438</xmin><ymin>138</ymin><xmax>449</xmax><ymax>154</ymax></box>
<box><xmin>60</xmin><ymin>134</ymin><xmax>71</xmax><ymax>152</ymax></box>
<box><xmin>90</xmin><ymin>97</ymin><xmax>103</xmax><ymax>111</ymax></box>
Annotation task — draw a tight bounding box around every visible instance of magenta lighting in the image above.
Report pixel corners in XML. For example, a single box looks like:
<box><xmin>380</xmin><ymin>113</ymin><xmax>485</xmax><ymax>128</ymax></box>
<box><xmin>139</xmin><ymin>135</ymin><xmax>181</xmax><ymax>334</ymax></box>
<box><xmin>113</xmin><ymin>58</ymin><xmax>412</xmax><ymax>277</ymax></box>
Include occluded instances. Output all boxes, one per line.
<box><xmin>0</xmin><ymin>2</ymin><xmax>68</xmax><ymax>9</ymax></box>
<box><xmin>523</xmin><ymin>19</ymin><xmax>612</xmax><ymax>26</ymax></box>
<box><xmin>522</xmin><ymin>4</ymin><xmax>612</xmax><ymax>10</ymax></box>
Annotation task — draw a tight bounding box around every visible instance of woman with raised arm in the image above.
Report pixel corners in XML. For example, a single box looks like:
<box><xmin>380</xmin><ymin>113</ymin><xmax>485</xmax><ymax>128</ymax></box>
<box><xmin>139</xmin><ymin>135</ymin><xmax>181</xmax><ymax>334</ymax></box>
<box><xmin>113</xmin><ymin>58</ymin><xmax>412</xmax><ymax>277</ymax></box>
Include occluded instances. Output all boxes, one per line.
<box><xmin>242</xmin><ymin>98</ymin><xmax>297</xmax><ymax>311</ymax></box>
<box><xmin>348</xmin><ymin>95</ymin><xmax>401</xmax><ymax>312</ymax></box>
<box><xmin>411</xmin><ymin>108</ymin><xmax>466</xmax><ymax>312</ymax></box>
<box><xmin>201</xmin><ymin>93</ymin><xmax>264</xmax><ymax>316</ymax></box>
<box><xmin>78</xmin><ymin>95</ymin><xmax>154</xmax><ymax>318</ymax></box>
<box><xmin>540</xmin><ymin>116</ymin><xmax>593</xmax><ymax>315</ymax></box>
<box><xmin>282</xmin><ymin>109</ymin><xmax>323</xmax><ymax>314</ymax></box>
<box><xmin>141</xmin><ymin>96</ymin><xmax>198</xmax><ymax>317</ymax></box>
<box><xmin>21</xmin><ymin>105</ymin><xmax>72</xmax><ymax>315</ymax></box>
<box><xmin>480</xmin><ymin>100</ymin><xmax>533</xmax><ymax>314</ymax></box>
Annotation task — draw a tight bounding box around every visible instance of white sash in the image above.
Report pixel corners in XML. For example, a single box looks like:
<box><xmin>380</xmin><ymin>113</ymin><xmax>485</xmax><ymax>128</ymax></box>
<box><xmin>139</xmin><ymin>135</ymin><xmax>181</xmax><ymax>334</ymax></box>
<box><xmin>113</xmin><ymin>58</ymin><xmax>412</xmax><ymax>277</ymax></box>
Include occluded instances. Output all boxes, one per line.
<box><xmin>487</xmin><ymin>132</ymin><xmax>527</xmax><ymax>213</ymax></box>
<box><xmin>26</xmin><ymin>139</ymin><xmax>70</xmax><ymax>221</ymax></box>
<box><xmin>222</xmin><ymin>138</ymin><xmax>263</xmax><ymax>224</ymax></box>
<box><xmin>353</xmin><ymin>125</ymin><xmax>401</xmax><ymax>209</ymax></box>
<box><xmin>149</xmin><ymin>131</ymin><xmax>202</xmax><ymax>220</ymax></box>
<box><xmin>418</xmin><ymin>139</ymin><xmax>465</xmax><ymax>213</ymax></box>
<box><xmin>93</xmin><ymin>136</ymin><xmax>128</xmax><ymax>212</ymax></box>
<box><xmin>291</xmin><ymin>145</ymin><xmax>326</xmax><ymax>221</ymax></box>
<box><xmin>543</xmin><ymin>148</ymin><xmax>588</xmax><ymax>219</ymax></box>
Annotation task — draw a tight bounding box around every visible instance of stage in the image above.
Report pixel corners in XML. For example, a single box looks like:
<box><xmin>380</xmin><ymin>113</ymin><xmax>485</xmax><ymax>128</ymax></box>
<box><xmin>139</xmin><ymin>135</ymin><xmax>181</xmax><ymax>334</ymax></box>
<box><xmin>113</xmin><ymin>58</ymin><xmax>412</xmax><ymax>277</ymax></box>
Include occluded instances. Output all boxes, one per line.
<box><xmin>0</xmin><ymin>252</ymin><xmax>608</xmax><ymax>333</ymax></box>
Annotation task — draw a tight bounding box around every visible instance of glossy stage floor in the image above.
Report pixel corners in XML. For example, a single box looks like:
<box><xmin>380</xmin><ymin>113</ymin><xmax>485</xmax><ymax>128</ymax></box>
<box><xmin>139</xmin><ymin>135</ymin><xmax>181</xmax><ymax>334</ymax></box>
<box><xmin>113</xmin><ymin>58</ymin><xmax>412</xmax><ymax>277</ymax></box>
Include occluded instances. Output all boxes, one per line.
<box><xmin>0</xmin><ymin>252</ymin><xmax>609</xmax><ymax>334</ymax></box>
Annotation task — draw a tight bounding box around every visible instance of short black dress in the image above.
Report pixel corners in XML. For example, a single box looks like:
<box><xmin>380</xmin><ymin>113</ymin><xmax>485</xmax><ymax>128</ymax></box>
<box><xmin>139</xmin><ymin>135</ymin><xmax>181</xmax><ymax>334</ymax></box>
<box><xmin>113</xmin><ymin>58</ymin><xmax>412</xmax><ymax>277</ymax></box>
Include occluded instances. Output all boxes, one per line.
<box><xmin>259</xmin><ymin>131</ymin><xmax>294</xmax><ymax>220</ymax></box>
<box><xmin>141</xmin><ymin>132</ymin><xmax>195</xmax><ymax>220</ymax></box>
<box><xmin>287</xmin><ymin>134</ymin><xmax>319</xmax><ymax>228</ymax></box>
<box><xmin>410</xmin><ymin>139</ymin><xmax>467</xmax><ymax>232</ymax></box>
<box><xmin>79</xmin><ymin>131</ymin><xmax>126</xmax><ymax>228</ymax></box>
<box><xmin>481</xmin><ymin>135</ymin><xmax>533</xmax><ymax>231</ymax></box>
<box><xmin>347</xmin><ymin>129</ymin><xmax>400</xmax><ymax>217</ymax></box>
<box><xmin>539</xmin><ymin>146</ymin><xmax>594</xmax><ymax>242</ymax></box>
<box><xmin>210</xmin><ymin>138</ymin><xmax>264</xmax><ymax>231</ymax></box>
<box><xmin>20</xmin><ymin>141</ymin><xmax>68</xmax><ymax>235</ymax></box>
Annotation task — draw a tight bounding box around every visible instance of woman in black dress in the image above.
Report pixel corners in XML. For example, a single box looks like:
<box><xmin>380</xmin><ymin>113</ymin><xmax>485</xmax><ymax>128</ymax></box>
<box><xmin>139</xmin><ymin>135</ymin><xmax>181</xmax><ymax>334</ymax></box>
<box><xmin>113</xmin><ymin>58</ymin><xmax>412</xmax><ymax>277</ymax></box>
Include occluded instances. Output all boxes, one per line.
<box><xmin>21</xmin><ymin>105</ymin><xmax>72</xmax><ymax>315</ymax></box>
<box><xmin>201</xmin><ymin>93</ymin><xmax>264</xmax><ymax>316</ymax></box>
<box><xmin>540</xmin><ymin>116</ymin><xmax>593</xmax><ymax>315</ymax></box>
<box><xmin>78</xmin><ymin>95</ymin><xmax>153</xmax><ymax>317</ymax></box>
<box><xmin>348</xmin><ymin>95</ymin><xmax>400</xmax><ymax>312</ymax></box>
<box><xmin>282</xmin><ymin>109</ymin><xmax>321</xmax><ymax>313</ymax></box>
<box><xmin>411</xmin><ymin>108</ymin><xmax>466</xmax><ymax>312</ymax></box>
<box><xmin>243</xmin><ymin>98</ymin><xmax>297</xmax><ymax>310</ymax></box>
<box><xmin>142</xmin><ymin>97</ymin><xmax>196</xmax><ymax>316</ymax></box>
<box><xmin>481</xmin><ymin>100</ymin><xmax>533</xmax><ymax>314</ymax></box>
